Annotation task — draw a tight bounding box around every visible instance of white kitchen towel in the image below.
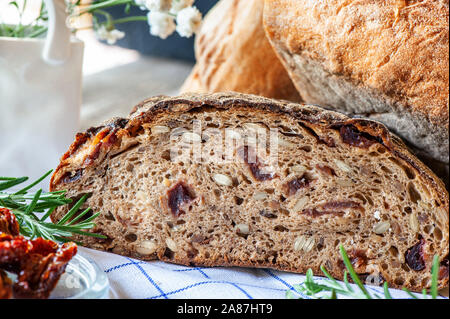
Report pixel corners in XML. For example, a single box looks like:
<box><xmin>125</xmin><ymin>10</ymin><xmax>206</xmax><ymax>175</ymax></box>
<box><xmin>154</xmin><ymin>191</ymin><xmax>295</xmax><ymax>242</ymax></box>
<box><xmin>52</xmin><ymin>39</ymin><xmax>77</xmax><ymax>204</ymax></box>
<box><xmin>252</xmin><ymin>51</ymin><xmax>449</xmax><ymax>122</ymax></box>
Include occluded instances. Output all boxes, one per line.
<box><xmin>78</xmin><ymin>247</ymin><xmax>447</xmax><ymax>299</ymax></box>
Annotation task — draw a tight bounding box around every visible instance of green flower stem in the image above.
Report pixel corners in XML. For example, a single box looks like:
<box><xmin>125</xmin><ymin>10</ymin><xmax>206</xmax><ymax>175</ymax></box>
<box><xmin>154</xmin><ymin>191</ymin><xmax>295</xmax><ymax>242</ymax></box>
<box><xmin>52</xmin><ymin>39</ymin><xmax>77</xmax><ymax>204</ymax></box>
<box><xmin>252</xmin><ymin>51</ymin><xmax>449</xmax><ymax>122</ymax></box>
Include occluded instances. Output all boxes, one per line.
<box><xmin>77</xmin><ymin>0</ymin><xmax>132</xmax><ymax>16</ymax></box>
<box><xmin>27</xmin><ymin>26</ymin><xmax>48</xmax><ymax>38</ymax></box>
<box><xmin>92</xmin><ymin>9</ymin><xmax>114</xmax><ymax>28</ymax></box>
<box><xmin>112</xmin><ymin>15</ymin><xmax>148</xmax><ymax>24</ymax></box>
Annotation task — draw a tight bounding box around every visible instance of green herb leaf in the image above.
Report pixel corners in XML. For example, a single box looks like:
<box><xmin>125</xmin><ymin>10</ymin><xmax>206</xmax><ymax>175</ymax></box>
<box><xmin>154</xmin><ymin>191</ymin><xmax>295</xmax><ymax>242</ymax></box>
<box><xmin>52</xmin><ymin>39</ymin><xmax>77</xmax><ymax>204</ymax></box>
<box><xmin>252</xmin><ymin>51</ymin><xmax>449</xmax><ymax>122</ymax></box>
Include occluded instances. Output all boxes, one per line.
<box><xmin>339</xmin><ymin>244</ymin><xmax>371</xmax><ymax>299</ymax></box>
<box><xmin>383</xmin><ymin>282</ymin><xmax>392</xmax><ymax>299</ymax></box>
<box><xmin>0</xmin><ymin>170</ymin><xmax>105</xmax><ymax>242</ymax></box>
<box><xmin>287</xmin><ymin>246</ymin><xmax>443</xmax><ymax>299</ymax></box>
<box><xmin>430</xmin><ymin>254</ymin><xmax>439</xmax><ymax>299</ymax></box>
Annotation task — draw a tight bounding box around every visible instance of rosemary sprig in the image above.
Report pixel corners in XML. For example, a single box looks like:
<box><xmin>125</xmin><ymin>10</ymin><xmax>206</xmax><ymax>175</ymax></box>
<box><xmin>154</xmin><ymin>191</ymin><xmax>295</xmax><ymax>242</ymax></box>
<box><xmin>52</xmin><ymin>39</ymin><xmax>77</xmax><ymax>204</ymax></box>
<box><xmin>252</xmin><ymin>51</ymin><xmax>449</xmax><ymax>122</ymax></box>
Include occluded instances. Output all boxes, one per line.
<box><xmin>286</xmin><ymin>244</ymin><xmax>441</xmax><ymax>299</ymax></box>
<box><xmin>0</xmin><ymin>170</ymin><xmax>105</xmax><ymax>243</ymax></box>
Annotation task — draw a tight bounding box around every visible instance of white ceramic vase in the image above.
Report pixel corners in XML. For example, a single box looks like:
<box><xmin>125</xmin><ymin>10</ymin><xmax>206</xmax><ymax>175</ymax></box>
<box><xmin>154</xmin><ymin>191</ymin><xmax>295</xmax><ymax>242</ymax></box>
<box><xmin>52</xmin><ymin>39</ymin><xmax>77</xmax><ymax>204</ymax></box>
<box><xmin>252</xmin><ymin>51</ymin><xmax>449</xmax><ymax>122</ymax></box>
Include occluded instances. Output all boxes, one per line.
<box><xmin>0</xmin><ymin>0</ymin><xmax>83</xmax><ymax>188</ymax></box>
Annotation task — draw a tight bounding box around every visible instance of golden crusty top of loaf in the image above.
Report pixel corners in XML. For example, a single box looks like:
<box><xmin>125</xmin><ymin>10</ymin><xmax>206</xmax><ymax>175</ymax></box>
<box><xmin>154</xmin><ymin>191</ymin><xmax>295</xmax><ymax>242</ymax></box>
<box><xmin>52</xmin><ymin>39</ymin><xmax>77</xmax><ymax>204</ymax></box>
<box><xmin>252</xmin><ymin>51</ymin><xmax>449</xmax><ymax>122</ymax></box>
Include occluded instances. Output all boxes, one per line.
<box><xmin>263</xmin><ymin>0</ymin><xmax>449</xmax><ymax>129</ymax></box>
<box><xmin>181</xmin><ymin>0</ymin><xmax>302</xmax><ymax>102</ymax></box>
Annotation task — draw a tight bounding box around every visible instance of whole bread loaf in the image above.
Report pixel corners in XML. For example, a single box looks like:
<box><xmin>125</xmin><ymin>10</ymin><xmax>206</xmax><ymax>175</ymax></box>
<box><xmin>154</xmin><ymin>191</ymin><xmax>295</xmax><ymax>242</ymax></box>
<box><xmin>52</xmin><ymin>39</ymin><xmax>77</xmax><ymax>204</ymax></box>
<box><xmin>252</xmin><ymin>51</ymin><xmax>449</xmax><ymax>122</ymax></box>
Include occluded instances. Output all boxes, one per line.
<box><xmin>180</xmin><ymin>0</ymin><xmax>302</xmax><ymax>102</ymax></box>
<box><xmin>263</xmin><ymin>0</ymin><xmax>449</xmax><ymax>169</ymax></box>
<box><xmin>50</xmin><ymin>92</ymin><xmax>448</xmax><ymax>292</ymax></box>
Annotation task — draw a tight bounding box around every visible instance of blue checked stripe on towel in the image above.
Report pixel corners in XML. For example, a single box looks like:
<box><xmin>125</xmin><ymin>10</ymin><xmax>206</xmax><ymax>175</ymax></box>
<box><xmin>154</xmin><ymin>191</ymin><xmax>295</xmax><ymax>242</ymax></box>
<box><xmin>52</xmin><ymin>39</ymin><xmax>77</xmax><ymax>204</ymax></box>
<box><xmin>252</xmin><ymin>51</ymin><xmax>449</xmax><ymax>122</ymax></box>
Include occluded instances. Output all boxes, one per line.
<box><xmin>79</xmin><ymin>247</ymin><xmax>447</xmax><ymax>299</ymax></box>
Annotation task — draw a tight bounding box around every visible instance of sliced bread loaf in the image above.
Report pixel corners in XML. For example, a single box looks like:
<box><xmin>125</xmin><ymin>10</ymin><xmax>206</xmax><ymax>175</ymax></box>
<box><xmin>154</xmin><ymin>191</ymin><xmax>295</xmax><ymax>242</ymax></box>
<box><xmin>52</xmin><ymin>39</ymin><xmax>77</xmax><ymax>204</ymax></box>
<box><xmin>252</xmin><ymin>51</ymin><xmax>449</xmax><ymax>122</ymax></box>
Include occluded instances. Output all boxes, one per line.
<box><xmin>50</xmin><ymin>92</ymin><xmax>449</xmax><ymax>291</ymax></box>
<box><xmin>263</xmin><ymin>0</ymin><xmax>449</xmax><ymax>171</ymax></box>
<box><xmin>180</xmin><ymin>0</ymin><xmax>302</xmax><ymax>102</ymax></box>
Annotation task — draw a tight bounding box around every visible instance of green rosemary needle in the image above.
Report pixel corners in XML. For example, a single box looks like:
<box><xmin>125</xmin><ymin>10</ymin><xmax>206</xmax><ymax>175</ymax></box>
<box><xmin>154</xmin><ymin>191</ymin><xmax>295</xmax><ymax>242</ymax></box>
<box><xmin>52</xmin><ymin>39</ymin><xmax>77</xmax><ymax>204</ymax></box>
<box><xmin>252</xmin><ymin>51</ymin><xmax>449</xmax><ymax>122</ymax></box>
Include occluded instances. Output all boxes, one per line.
<box><xmin>287</xmin><ymin>244</ymin><xmax>441</xmax><ymax>299</ymax></box>
<box><xmin>0</xmin><ymin>170</ymin><xmax>105</xmax><ymax>242</ymax></box>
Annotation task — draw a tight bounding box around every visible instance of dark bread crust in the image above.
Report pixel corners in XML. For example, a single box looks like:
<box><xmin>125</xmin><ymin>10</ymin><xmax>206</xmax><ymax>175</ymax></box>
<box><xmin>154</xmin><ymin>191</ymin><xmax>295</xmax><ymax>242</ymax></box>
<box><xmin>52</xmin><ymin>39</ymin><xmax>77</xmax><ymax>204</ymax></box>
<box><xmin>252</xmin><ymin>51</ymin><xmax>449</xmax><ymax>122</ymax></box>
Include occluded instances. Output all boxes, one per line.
<box><xmin>49</xmin><ymin>92</ymin><xmax>449</xmax><ymax>291</ymax></box>
<box><xmin>263</xmin><ymin>0</ymin><xmax>449</xmax><ymax>164</ymax></box>
<box><xmin>180</xmin><ymin>0</ymin><xmax>302</xmax><ymax>102</ymax></box>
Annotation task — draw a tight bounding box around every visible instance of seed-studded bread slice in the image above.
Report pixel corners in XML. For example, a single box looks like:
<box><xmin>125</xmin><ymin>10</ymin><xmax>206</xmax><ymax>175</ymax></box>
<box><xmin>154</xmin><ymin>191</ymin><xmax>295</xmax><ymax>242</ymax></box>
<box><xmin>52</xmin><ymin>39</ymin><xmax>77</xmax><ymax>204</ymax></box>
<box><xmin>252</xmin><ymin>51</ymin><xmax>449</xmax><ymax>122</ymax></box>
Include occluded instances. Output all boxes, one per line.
<box><xmin>50</xmin><ymin>92</ymin><xmax>449</xmax><ymax>292</ymax></box>
<box><xmin>263</xmin><ymin>0</ymin><xmax>449</xmax><ymax>171</ymax></box>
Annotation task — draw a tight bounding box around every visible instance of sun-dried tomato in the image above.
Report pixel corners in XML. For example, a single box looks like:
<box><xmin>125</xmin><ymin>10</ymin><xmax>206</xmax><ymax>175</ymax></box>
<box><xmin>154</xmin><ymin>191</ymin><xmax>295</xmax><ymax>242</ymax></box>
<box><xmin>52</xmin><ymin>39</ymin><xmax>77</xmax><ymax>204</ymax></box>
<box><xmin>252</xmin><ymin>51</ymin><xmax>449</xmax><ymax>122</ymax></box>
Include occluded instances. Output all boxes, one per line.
<box><xmin>298</xmin><ymin>122</ymin><xmax>336</xmax><ymax>147</ymax></box>
<box><xmin>0</xmin><ymin>234</ymin><xmax>33</xmax><ymax>272</ymax></box>
<box><xmin>29</xmin><ymin>237</ymin><xmax>59</xmax><ymax>256</ymax></box>
<box><xmin>405</xmin><ymin>238</ymin><xmax>426</xmax><ymax>271</ymax></box>
<box><xmin>337</xmin><ymin>249</ymin><xmax>368</xmax><ymax>273</ymax></box>
<box><xmin>167</xmin><ymin>182</ymin><xmax>196</xmax><ymax>217</ymax></box>
<box><xmin>285</xmin><ymin>175</ymin><xmax>313</xmax><ymax>196</ymax></box>
<box><xmin>302</xmin><ymin>201</ymin><xmax>361</xmax><ymax>217</ymax></box>
<box><xmin>0</xmin><ymin>208</ymin><xmax>19</xmax><ymax>236</ymax></box>
<box><xmin>13</xmin><ymin>242</ymin><xmax>77</xmax><ymax>299</ymax></box>
<box><xmin>439</xmin><ymin>257</ymin><xmax>449</xmax><ymax>280</ymax></box>
<box><xmin>315</xmin><ymin>164</ymin><xmax>336</xmax><ymax>176</ymax></box>
<box><xmin>339</xmin><ymin>125</ymin><xmax>378</xmax><ymax>148</ymax></box>
<box><xmin>61</xmin><ymin>169</ymin><xmax>83</xmax><ymax>184</ymax></box>
<box><xmin>0</xmin><ymin>208</ymin><xmax>77</xmax><ymax>299</ymax></box>
<box><xmin>0</xmin><ymin>270</ymin><xmax>12</xmax><ymax>299</ymax></box>
<box><xmin>237</xmin><ymin>146</ymin><xmax>275</xmax><ymax>181</ymax></box>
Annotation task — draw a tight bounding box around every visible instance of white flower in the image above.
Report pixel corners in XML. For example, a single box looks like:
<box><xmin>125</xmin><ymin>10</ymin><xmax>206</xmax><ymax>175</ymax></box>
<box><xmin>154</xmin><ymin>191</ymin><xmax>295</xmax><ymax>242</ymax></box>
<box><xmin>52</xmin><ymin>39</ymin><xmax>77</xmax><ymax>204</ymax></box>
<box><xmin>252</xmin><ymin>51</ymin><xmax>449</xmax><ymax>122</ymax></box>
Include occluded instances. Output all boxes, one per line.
<box><xmin>147</xmin><ymin>11</ymin><xmax>176</xmax><ymax>39</ymax></box>
<box><xmin>96</xmin><ymin>26</ymin><xmax>125</xmax><ymax>45</ymax></box>
<box><xmin>145</xmin><ymin>0</ymin><xmax>171</xmax><ymax>11</ymax></box>
<box><xmin>96</xmin><ymin>26</ymin><xmax>108</xmax><ymax>39</ymax></box>
<box><xmin>175</xmin><ymin>6</ymin><xmax>202</xmax><ymax>38</ymax></box>
<box><xmin>170</xmin><ymin>0</ymin><xmax>194</xmax><ymax>14</ymax></box>
<box><xmin>134</xmin><ymin>0</ymin><xmax>147</xmax><ymax>10</ymax></box>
